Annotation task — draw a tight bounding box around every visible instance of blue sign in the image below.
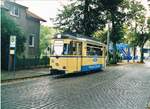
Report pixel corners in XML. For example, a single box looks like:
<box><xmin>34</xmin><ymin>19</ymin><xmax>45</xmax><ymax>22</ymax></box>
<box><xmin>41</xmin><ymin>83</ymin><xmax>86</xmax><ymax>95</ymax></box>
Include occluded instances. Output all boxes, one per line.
<box><xmin>81</xmin><ymin>64</ymin><xmax>102</xmax><ymax>72</ymax></box>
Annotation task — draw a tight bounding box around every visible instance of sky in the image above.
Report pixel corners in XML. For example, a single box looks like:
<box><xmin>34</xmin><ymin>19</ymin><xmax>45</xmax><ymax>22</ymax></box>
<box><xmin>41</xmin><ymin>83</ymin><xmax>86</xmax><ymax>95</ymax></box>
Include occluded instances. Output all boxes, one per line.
<box><xmin>136</xmin><ymin>0</ymin><xmax>150</xmax><ymax>17</ymax></box>
<box><xmin>15</xmin><ymin>0</ymin><xmax>70</xmax><ymax>26</ymax></box>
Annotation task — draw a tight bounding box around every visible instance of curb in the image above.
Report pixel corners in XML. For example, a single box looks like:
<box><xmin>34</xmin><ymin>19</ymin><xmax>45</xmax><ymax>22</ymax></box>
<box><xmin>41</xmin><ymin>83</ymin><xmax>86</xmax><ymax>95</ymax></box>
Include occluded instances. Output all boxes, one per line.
<box><xmin>1</xmin><ymin>74</ymin><xmax>50</xmax><ymax>83</ymax></box>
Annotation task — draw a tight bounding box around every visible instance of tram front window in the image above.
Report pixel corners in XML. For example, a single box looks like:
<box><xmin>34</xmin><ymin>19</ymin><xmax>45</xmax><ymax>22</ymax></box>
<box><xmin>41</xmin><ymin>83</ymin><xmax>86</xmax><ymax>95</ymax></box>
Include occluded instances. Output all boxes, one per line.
<box><xmin>52</xmin><ymin>43</ymin><xmax>69</xmax><ymax>55</ymax></box>
<box><xmin>53</xmin><ymin>45</ymin><xmax>63</xmax><ymax>55</ymax></box>
<box><xmin>52</xmin><ymin>41</ymin><xmax>64</xmax><ymax>55</ymax></box>
<box><xmin>52</xmin><ymin>41</ymin><xmax>81</xmax><ymax>55</ymax></box>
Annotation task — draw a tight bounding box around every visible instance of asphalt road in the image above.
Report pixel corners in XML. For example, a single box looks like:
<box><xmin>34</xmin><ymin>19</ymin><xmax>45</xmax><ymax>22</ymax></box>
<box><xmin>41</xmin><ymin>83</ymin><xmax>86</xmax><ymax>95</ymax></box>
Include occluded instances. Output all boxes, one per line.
<box><xmin>1</xmin><ymin>63</ymin><xmax>150</xmax><ymax>109</ymax></box>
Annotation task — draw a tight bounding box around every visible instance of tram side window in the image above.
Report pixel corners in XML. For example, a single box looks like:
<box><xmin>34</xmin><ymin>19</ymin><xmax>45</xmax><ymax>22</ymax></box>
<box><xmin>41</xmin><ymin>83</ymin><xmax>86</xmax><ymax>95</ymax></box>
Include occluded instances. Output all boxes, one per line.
<box><xmin>68</xmin><ymin>42</ymin><xmax>77</xmax><ymax>55</ymax></box>
<box><xmin>63</xmin><ymin>44</ymin><xmax>68</xmax><ymax>55</ymax></box>
<box><xmin>72</xmin><ymin>43</ymin><xmax>76</xmax><ymax>55</ymax></box>
<box><xmin>68</xmin><ymin>42</ymin><xmax>82</xmax><ymax>55</ymax></box>
<box><xmin>77</xmin><ymin>43</ymin><xmax>82</xmax><ymax>55</ymax></box>
<box><xmin>87</xmin><ymin>47</ymin><xmax>94</xmax><ymax>55</ymax></box>
<box><xmin>87</xmin><ymin>47</ymin><xmax>90</xmax><ymax>55</ymax></box>
<box><xmin>87</xmin><ymin>47</ymin><xmax>103</xmax><ymax>56</ymax></box>
<box><xmin>95</xmin><ymin>48</ymin><xmax>103</xmax><ymax>56</ymax></box>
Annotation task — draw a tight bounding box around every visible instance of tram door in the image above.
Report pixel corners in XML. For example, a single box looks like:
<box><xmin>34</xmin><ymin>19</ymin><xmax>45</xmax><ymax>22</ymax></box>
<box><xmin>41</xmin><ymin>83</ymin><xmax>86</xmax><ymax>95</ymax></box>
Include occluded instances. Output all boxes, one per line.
<box><xmin>76</xmin><ymin>42</ymin><xmax>82</xmax><ymax>71</ymax></box>
<box><xmin>67</xmin><ymin>41</ymin><xmax>82</xmax><ymax>73</ymax></box>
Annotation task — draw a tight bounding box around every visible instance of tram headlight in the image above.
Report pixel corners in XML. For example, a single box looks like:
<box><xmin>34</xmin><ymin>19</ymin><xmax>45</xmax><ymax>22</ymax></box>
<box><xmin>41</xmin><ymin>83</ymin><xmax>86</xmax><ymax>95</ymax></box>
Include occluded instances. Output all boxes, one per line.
<box><xmin>63</xmin><ymin>66</ymin><xmax>66</xmax><ymax>69</ymax></box>
<box><xmin>55</xmin><ymin>63</ymin><xmax>59</xmax><ymax>66</ymax></box>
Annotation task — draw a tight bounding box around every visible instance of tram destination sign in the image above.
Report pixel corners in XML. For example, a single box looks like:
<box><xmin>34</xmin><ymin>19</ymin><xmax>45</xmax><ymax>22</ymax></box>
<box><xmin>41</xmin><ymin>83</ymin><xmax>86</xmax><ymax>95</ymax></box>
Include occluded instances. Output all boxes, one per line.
<box><xmin>10</xmin><ymin>35</ymin><xmax>16</xmax><ymax>48</ymax></box>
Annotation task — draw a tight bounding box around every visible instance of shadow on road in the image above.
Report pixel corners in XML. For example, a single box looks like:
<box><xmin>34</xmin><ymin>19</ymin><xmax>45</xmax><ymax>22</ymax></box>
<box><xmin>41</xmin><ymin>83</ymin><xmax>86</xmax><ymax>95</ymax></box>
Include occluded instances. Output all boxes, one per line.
<box><xmin>52</xmin><ymin>70</ymin><xmax>105</xmax><ymax>79</ymax></box>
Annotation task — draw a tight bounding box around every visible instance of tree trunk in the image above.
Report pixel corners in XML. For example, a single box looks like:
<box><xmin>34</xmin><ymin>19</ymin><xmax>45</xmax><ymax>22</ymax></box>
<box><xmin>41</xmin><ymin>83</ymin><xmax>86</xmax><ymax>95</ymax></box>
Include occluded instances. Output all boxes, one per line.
<box><xmin>84</xmin><ymin>0</ymin><xmax>90</xmax><ymax>36</ymax></box>
<box><xmin>140</xmin><ymin>45</ymin><xmax>144</xmax><ymax>63</ymax></box>
<box><xmin>112</xmin><ymin>42</ymin><xmax>117</xmax><ymax>64</ymax></box>
<box><xmin>133</xmin><ymin>46</ymin><xmax>136</xmax><ymax>62</ymax></box>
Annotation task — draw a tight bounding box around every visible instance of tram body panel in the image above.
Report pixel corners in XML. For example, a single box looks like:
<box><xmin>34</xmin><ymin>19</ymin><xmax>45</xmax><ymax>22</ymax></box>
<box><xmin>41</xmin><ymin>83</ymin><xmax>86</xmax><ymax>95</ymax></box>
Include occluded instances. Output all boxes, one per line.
<box><xmin>66</xmin><ymin>56</ymin><xmax>81</xmax><ymax>73</ymax></box>
<box><xmin>50</xmin><ymin>57</ymin><xmax>67</xmax><ymax>71</ymax></box>
<box><xmin>50</xmin><ymin>56</ymin><xmax>105</xmax><ymax>73</ymax></box>
<box><xmin>50</xmin><ymin>56</ymin><xmax>82</xmax><ymax>73</ymax></box>
<box><xmin>81</xmin><ymin>57</ymin><xmax>105</xmax><ymax>72</ymax></box>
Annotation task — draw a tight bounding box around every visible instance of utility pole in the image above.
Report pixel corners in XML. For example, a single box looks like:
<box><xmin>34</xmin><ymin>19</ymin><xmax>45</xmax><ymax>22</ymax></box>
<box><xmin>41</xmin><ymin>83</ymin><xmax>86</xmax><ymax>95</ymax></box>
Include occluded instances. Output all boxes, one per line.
<box><xmin>106</xmin><ymin>21</ymin><xmax>111</xmax><ymax>64</ymax></box>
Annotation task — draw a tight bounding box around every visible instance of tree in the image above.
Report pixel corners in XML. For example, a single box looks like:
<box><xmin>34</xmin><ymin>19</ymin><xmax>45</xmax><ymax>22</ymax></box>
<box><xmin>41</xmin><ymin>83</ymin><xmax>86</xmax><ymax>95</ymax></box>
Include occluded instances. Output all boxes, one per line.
<box><xmin>137</xmin><ymin>17</ymin><xmax>150</xmax><ymax>63</ymax></box>
<box><xmin>1</xmin><ymin>9</ymin><xmax>26</xmax><ymax>69</ymax></box>
<box><xmin>124</xmin><ymin>0</ymin><xmax>146</xmax><ymax>62</ymax></box>
<box><xmin>124</xmin><ymin>1</ymin><xmax>150</xmax><ymax>63</ymax></box>
<box><xmin>40</xmin><ymin>25</ymin><xmax>57</xmax><ymax>57</ymax></box>
<box><xmin>125</xmin><ymin>19</ymin><xmax>150</xmax><ymax>63</ymax></box>
<box><xmin>1</xmin><ymin>9</ymin><xmax>26</xmax><ymax>54</ymax></box>
<box><xmin>55</xmin><ymin>0</ymin><xmax>106</xmax><ymax>36</ymax></box>
<box><xmin>56</xmin><ymin>0</ymin><xmax>145</xmax><ymax>64</ymax></box>
<box><xmin>100</xmin><ymin>0</ymin><xmax>128</xmax><ymax>64</ymax></box>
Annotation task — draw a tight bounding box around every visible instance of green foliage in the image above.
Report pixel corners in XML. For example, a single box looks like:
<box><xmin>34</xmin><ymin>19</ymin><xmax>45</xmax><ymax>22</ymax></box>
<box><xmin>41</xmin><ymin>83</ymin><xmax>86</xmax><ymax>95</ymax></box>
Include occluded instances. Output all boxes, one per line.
<box><xmin>124</xmin><ymin>1</ymin><xmax>149</xmax><ymax>47</ymax></box>
<box><xmin>109</xmin><ymin>51</ymin><xmax>122</xmax><ymax>64</ymax></box>
<box><xmin>147</xmin><ymin>18</ymin><xmax>150</xmax><ymax>32</ymax></box>
<box><xmin>126</xmin><ymin>0</ymin><xmax>145</xmax><ymax>25</ymax></box>
<box><xmin>1</xmin><ymin>9</ymin><xmax>26</xmax><ymax>54</ymax></box>
<box><xmin>101</xmin><ymin>0</ymin><xmax>127</xmax><ymax>63</ymax></box>
<box><xmin>125</xmin><ymin>1</ymin><xmax>146</xmax><ymax>40</ymax></box>
<box><xmin>55</xmin><ymin>0</ymin><xmax>148</xmax><ymax>64</ymax></box>
<box><xmin>137</xmin><ymin>33</ymin><xmax>150</xmax><ymax>47</ymax></box>
<box><xmin>124</xmin><ymin>1</ymin><xmax>149</xmax><ymax>62</ymax></box>
<box><xmin>93</xmin><ymin>30</ymin><xmax>107</xmax><ymax>44</ymax></box>
<box><xmin>40</xmin><ymin>25</ymin><xmax>57</xmax><ymax>56</ymax></box>
<box><xmin>125</xmin><ymin>32</ymin><xmax>137</xmax><ymax>46</ymax></box>
<box><xmin>55</xmin><ymin>0</ymin><xmax>106</xmax><ymax>36</ymax></box>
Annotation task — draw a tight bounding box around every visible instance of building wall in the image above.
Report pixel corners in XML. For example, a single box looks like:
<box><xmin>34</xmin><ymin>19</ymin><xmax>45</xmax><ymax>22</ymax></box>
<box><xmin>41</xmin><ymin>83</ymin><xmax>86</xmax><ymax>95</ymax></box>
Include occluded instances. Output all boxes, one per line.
<box><xmin>3</xmin><ymin>1</ymin><xmax>41</xmax><ymax>58</ymax></box>
<box><xmin>4</xmin><ymin>1</ymin><xmax>27</xmax><ymax>31</ymax></box>
<box><xmin>26</xmin><ymin>18</ymin><xmax>40</xmax><ymax>57</ymax></box>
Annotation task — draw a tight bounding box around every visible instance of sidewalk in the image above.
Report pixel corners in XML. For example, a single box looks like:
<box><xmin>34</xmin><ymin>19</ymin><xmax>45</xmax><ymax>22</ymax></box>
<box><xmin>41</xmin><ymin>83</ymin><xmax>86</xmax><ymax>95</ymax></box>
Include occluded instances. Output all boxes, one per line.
<box><xmin>1</xmin><ymin>68</ymin><xmax>50</xmax><ymax>82</ymax></box>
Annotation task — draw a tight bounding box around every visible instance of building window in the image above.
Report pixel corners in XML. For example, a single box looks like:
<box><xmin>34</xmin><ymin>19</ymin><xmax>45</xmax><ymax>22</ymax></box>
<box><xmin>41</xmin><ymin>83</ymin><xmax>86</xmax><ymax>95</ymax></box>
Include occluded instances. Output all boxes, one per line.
<box><xmin>10</xmin><ymin>5</ymin><xmax>19</xmax><ymax>17</ymax></box>
<box><xmin>29</xmin><ymin>35</ymin><xmax>35</xmax><ymax>47</ymax></box>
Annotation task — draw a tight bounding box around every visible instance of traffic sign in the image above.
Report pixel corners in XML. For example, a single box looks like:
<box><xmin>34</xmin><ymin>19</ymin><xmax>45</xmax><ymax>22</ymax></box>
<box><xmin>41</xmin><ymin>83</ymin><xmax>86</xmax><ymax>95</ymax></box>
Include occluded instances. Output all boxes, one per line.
<box><xmin>10</xmin><ymin>36</ymin><xmax>16</xmax><ymax>48</ymax></box>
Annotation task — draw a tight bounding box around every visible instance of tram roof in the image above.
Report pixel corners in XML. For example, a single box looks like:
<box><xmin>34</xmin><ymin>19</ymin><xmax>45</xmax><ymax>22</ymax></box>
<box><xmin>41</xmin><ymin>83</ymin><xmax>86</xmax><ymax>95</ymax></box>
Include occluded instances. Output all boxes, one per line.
<box><xmin>53</xmin><ymin>33</ymin><xmax>105</xmax><ymax>46</ymax></box>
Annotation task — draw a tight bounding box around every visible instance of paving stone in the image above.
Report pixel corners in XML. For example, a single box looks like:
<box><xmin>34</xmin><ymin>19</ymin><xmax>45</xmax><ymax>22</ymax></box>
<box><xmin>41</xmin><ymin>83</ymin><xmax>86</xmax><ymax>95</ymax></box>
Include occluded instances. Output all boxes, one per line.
<box><xmin>1</xmin><ymin>64</ymin><xmax>150</xmax><ymax>109</ymax></box>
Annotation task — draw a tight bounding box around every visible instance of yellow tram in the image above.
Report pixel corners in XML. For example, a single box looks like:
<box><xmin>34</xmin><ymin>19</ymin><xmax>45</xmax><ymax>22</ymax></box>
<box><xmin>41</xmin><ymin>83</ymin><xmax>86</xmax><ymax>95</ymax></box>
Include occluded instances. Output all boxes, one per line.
<box><xmin>49</xmin><ymin>33</ymin><xmax>106</xmax><ymax>75</ymax></box>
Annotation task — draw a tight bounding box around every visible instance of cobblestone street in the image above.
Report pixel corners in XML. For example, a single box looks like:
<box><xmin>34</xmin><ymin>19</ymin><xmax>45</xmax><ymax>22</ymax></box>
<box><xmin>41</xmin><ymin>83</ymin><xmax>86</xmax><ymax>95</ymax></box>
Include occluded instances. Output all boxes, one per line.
<box><xmin>1</xmin><ymin>64</ymin><xmax>150</xmax><ymax>109</ymax></box>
